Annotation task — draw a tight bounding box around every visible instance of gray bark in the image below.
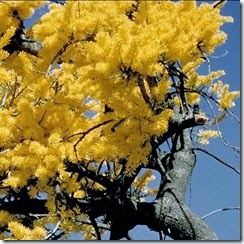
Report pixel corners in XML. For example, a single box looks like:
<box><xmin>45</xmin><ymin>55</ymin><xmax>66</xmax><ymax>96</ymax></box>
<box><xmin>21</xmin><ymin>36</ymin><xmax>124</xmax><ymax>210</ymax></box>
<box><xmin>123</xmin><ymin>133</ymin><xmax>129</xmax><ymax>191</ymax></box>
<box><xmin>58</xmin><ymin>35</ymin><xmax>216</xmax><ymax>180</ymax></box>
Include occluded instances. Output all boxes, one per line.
<box><xmin>134</xmin><ymin>144</ymin><xmax>218</xmax><ymax>240</ymax></box>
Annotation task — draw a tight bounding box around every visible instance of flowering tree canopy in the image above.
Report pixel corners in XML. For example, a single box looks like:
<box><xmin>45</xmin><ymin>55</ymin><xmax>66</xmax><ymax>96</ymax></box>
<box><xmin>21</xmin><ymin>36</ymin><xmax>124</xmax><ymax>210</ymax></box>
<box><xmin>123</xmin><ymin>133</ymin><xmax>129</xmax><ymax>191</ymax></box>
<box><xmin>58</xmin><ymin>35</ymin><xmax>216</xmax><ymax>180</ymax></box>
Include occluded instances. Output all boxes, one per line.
<box><xmin>0</xmin><ymin>0</ymin><xmax>240</xmax><ymax>240</ymax></box>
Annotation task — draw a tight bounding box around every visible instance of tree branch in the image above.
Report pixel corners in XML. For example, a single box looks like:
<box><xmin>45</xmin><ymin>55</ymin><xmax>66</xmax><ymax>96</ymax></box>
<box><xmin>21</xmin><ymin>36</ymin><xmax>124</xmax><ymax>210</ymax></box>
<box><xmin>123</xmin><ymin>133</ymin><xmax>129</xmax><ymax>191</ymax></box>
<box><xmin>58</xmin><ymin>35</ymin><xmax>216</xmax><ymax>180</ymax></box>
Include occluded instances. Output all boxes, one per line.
<box><xmin>136</xmin><ymin>200</ymin><xmax>218</xmax><ymax>240</ymax></box>
<box><xmin>45</xmin><ymin>221</ymin><xmax>61</xmax><ymax>240</ymax></box>
<box><xmin>90</xmin><ymin>217</ymin><xmax>101</xmax><ymax>240</ymax></box>
<box><xmin>212</xmin><ymin>0</ymin><xmax>226</xmax><ymax>8</ymax></box>
<box><xmin>201</xmin><ymin>207</ymin><xmax>240</xmax><ymax>220</ymax></box>
<box><xmin>192</xmin><ymin>147</ymin><xmax>240</xmax><ymax>174</ymax></box>
<box><xmin>137</xmin><ymin>75</ymin><xmax>154</xmax><ymax>109</ymax></box>
<box><xmin>0</xmin><ymin>198</ymin><xmax>48</xmax><ymax>215</ymax></box>
<box><xmin>136</xmin><ymin>129</ymin><xmax>218</xmax><ymax>240</ymax></box>
<box><xmin>2</xmin><ymin>12</ymin><xmax>42</xmax><ymax>57</ymax></box>
<box><xmin>156</xmin><ymin>113</ymin><xmax>208</xmax><ymax>147</ymax></box>
<box><xmin>63</xmin><ymin>118</ymin><xmax>114</xmax><ymax>141</ymax></box>
<box><xmin>64</xmin><ymin>160</ymin><xmax>113</xmax><ymax>189</ymax></box>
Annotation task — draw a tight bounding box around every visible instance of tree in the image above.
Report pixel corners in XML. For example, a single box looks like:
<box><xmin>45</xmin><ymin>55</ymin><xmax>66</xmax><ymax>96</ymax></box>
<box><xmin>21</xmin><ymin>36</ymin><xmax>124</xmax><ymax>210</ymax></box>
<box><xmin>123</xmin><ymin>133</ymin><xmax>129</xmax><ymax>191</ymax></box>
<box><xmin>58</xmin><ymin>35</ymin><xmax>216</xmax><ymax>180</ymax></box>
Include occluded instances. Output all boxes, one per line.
<box><xmin>0</xmin><ymin>0</ymin><xmax>240</xmax><ymax>240</ymax></box>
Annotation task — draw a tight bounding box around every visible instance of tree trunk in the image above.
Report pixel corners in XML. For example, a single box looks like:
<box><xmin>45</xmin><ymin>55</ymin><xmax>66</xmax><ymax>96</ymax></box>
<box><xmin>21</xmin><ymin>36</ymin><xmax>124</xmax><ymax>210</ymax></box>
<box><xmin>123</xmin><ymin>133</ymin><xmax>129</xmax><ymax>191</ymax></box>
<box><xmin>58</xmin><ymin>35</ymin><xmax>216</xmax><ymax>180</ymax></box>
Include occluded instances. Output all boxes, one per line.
<box><xmin>132</xmin><ymin>130</ymin><xmax>218</xmax><ymax>240</ymax></box>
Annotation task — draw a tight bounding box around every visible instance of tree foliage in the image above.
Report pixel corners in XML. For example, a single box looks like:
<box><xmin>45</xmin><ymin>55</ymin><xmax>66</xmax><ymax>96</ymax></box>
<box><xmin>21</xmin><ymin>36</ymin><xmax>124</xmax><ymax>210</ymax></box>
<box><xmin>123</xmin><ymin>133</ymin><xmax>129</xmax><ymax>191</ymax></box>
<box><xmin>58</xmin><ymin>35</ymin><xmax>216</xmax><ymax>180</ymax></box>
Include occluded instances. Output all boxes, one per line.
<box><xmin>0</xmin><ymin>0</ymin><xmax>240</xmax><ymax>240</ymax></box>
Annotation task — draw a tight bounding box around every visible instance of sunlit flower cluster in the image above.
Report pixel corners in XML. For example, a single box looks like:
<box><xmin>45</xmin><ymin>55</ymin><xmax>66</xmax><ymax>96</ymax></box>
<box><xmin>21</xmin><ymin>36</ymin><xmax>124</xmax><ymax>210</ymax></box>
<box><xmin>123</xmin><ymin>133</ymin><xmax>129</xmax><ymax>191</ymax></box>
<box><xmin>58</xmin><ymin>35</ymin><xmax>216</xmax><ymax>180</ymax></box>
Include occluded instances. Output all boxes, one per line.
<box><xmin>197</xmin><ymin>129</ymin><xmax>221</xmax><ymax>145</ymax></box>
<box><xmin>0</xmin><ymin>0</ymin><xmax>239</xmax><ymax>239</ymax></box>
<box><xmin>209</xmin><ymin>80</ymin><xmax>240</xmax><ymax>110</ymax></box>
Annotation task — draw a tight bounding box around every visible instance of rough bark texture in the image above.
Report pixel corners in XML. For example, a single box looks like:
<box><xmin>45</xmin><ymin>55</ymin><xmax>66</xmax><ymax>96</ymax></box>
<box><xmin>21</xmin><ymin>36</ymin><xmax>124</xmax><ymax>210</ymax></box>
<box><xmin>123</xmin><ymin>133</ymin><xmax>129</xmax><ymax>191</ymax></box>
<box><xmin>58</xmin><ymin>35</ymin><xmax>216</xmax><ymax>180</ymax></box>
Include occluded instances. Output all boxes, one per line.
<box><xmin>135</xmin><ymin>144</ymin><xmax>218</xmax><ymax>240</ymax></box>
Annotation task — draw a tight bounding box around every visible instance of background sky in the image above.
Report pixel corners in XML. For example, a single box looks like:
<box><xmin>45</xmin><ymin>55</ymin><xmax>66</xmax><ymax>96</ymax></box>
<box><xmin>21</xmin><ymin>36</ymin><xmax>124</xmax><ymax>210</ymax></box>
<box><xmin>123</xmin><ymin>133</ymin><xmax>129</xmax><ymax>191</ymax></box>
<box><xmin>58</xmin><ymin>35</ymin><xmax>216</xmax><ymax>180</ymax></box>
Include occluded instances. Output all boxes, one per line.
<box><xmin>24</xmin><ymin>0</ymin><xmax>241</xmax><ymax>240</ymax></box>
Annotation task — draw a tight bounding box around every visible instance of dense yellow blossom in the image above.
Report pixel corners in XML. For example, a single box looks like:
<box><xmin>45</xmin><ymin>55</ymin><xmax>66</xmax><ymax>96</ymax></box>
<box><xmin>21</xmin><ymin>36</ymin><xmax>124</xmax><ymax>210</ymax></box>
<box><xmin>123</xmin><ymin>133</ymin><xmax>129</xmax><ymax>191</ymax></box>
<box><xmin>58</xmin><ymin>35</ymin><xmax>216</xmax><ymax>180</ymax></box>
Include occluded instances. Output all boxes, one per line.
<box><xmin>0</xmin><ymin>0</ymin><xmax>239</xmax><ymax>240</ymax></box>
<box><xmin>0</xmin><ymin>211</ymin><xmax>16</xmax><ymax>227</ymax></box>
<box><xmin>7</xmin><ymin>221</ymin><xmax>46</xmax><ymax>240</ymax></box>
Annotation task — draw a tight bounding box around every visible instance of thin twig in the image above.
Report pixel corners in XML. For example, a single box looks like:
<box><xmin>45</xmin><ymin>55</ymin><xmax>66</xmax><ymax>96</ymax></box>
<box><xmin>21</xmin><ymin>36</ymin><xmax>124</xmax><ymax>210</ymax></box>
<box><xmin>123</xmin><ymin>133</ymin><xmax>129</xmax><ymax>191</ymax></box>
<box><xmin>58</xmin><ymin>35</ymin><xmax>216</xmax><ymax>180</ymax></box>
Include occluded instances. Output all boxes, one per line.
<box><xmin>212</xmin><ymin>0</ymin><xmax>226</xmax><ymax>8</ymax></box>
<box><xmin>29</xmin><ymin>213</ymin><xmax>57</xmax><ymax>218</ymax></box>
<box><xmin>90</xmin><ymin>217</ymin><xmax>101</xmax><ymax>240</ymax></box>
<box><xmin>227</xmin><ymin>110</ymin><xmax>240</xmax><ymax>124</ymax></box>
<box><xmin>202</xmin><ymin>94</ymin><xmax>240</xmax><ymax>155</ymax></box>
<box><xmin>0</xmin><ymin>186</ymin><xmax>10</xmax><ymax>190</ymax></box>
<box><xmin>31</xmin><ymin>69</ymin><xmax>47</xmax><ymax>75</ymax></box>
<box><xmin>137</xmin><ymin>75</ymin><xmax>154</xmax><ymax>109</ymax></box>
<box><xmin>159</xmin><ymin>231</ymin><xmax>163</xmax><ymax>240</ymax></box>
<box><xmin>44</xmin><ymin>221</ymin><xmax>61</xmax><ymax>240</ymax></box>
<box><xmin>63</xmin><ymin>118</ymin><xmax>114</xmax><ymax>141</ymax></box>
<box><xmin>201</xmin><ymin>207</ymin><xmax>240</xmax><ymax>220</ymax></box>
<box><xmin>192</xmin><ymin>147</ymin><xmax>240</xmax><ymax>174</ymax></box>
<box><xmin>184</xmin><ymin>80</ymin><xmax>240</xmax><ymax>126</ymax></box>
<box><xmin>72</xmin><ymin>119</ymin><xmax>114</xmax><ymax>159</ymax></box>
<box><xmin>38</xmin><ymin>110</ymin><xmax>47</xmax><ymax>125</ymax></box>
<box><xmin>210</xmin><ymin>49</ymin><xmax>228</xmax><ymax>59</ymax></box>
<box><xmin>0</xmin><ymin>149</ymin><xmax>10</xmax><ymax>155</ymax></box>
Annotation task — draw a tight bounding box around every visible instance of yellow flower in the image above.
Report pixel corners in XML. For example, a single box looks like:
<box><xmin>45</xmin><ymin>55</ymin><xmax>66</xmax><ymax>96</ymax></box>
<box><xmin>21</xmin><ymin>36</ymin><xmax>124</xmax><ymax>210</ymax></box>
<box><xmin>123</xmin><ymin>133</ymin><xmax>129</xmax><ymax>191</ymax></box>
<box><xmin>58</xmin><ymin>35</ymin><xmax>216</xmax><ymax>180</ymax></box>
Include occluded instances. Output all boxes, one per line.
<box><xmin>187</xmin><ymin>92</ymin><xmax>200</xmax><ymax>105</ymax></box>
<box><xmin>74</xmin><ymin>190</ymin><xmax>86</xmax><ymax>198</ymax></box>
<box><xmin>209</xmin><ymin>80</ymin><xmax>224</xmax><ymax>94</ymax></box>
<box><xmin>8</xmin><ymin>221</ymin><xmax>46</xmax><ymax>240</ymax></box>
<box><xmin>197</xmin><ymin>129</ymin><xmax>221</xmax><ymax>145</ymax></box>
<box><xmin>218</xmin><ymin>85</ymin><xmax>240</xmax><ymax>110</ymax></box>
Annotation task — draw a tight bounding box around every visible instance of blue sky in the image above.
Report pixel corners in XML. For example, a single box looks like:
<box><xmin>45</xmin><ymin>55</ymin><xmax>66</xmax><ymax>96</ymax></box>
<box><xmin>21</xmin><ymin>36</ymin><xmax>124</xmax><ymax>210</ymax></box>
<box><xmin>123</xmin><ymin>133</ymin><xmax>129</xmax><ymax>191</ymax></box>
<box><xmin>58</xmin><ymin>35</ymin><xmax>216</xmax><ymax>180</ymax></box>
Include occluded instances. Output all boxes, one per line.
<box><xmin>24</xmin><ymin>0</ymin><xmax>241</xmax><ymax>240</ymax></box>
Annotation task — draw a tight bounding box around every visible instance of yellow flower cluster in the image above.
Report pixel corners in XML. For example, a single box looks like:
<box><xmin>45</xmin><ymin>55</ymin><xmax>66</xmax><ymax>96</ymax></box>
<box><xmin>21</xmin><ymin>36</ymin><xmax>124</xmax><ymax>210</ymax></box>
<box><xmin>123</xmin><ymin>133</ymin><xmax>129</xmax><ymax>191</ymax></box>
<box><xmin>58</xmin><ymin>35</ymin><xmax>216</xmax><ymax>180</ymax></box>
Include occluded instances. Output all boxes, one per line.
<box><xmin>133</xmin><ymin>170</ymin><xmax>156</xmax><ymax>189</ymax></box>
<box><xmin>197</xmin><ymin>129</ymin><xmax>221</xmax><ymax>145</ymax></box>
<box><xmin>0</xmin><ymin>210</ymin><xmax>16</xmax><ymax>229</ymax></box>
<box><xmin>218</xmin><ymin>85</ymin><xmax>240</xmax><ymax>110</ymax></box>
<box><xmin>185</xmin><ymin>69</ymin><xmax>227</xmax><ymax>105</ymax></box>
<box><xmin>6</xmin><ymin>221</ymin><xmax>46</xmax><ymax>240</ymax></box>
<box><xmin>0</xmin><ymin>0</ymin><xmax>238</xmax><ymax>239</ymax></box>
<box><xmin>210</xmin><ymin>81</ymin><xmax>240</xmax><ymax>110</ymax></box>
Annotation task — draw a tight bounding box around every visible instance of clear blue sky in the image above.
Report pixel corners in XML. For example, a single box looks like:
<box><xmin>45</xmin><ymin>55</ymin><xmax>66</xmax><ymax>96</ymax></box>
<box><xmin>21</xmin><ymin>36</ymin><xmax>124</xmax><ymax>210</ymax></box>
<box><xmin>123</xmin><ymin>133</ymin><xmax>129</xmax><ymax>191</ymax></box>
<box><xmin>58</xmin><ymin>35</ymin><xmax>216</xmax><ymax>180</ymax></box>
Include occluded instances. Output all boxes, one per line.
<box><xmin>24</xmin><ymin>0</ymin><xmax>241</xmax><ymax>240</ymax></box>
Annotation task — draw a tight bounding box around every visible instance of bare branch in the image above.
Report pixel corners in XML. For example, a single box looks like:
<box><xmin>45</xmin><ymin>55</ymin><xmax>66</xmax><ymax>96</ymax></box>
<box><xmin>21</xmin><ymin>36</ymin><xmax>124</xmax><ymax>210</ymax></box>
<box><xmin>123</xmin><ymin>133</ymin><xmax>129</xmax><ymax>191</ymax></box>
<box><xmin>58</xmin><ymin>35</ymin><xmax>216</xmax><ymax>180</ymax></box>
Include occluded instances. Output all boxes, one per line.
<box><xmin>90</xmin><ymin>217</ymin><xmax>101</xmax><ymax>240</ymax></box>
<box><xmin>192</xmin><ymin>147</ymin><xmax>240</xmax><ymax>174</ymax></box>
<box><xmin>226</xmin><ymin>110</ymin><xmax>240</xmax><ymax>124</ymax></box>
<box><xmin>29</xmin><ymin>213</ymin><xmax>57</xmax><ymax>219</ymax></box>
<box><xmin>137</xmin><ymin>75</ymin><xmax>154</xmax><ymax>109</ymax></box>
<box><xmin>65</xmin><ymin>160</ymin><xmax>112</xmax><ymax>189</ymax></box>
<box><xmin>212</xmin><ymin>0</ymin><xmax>226</xmax><ymax>8</ymax></box>
<box><xmin>21</xmin><ymin>40</ymin><xmax>42</xmax><ymax>56</ymax></box>
<box><xmin>0</xmin><ymin>149</ymin><xmax>10</xmax><ymax>155</ymax></box>
<box><xmin>45</xmin><ymin>221</ymin><xmax>61</xmax><ymax>240</ymax></box>
<box><xmin>76</xmin><ymin>220</ymin><xmax>110</xmax><ymax>231</ymax></box>
<box><xmin>63</xmin><ymin>118</ymin><xmax>114</xmax><ymax>141</ymax></box>
<box><xmin>62</xmin><ymin>118</ymin><xmax>113</xmax><ymax>159</ymax></box>
<box><xmin>157</xmin><ymin>114</ymin><xmax>208</xmax><ymax>146</ymax></box>
<box><xmin>201</xmin><ymin>207</ymin><xmax>240</xmax><ymax>220</ymax></box>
